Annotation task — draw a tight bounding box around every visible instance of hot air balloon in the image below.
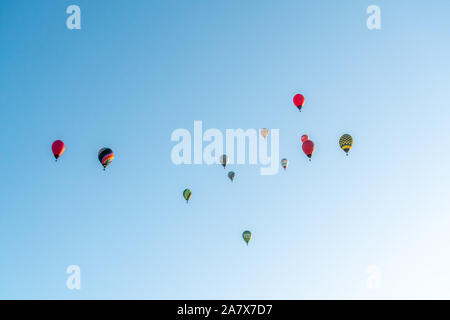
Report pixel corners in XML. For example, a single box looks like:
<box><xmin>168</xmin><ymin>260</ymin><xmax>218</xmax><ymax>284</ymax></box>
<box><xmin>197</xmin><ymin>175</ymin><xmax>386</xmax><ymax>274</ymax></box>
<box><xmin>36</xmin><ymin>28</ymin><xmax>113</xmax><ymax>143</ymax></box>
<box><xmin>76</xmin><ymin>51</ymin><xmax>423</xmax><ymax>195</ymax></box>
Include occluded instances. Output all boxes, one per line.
<box><xmin>220</xmin><ymin>154</ymin><xmax>229</xmax><ymax>169</ymax></box>
<box><xmin>228</xmin><ymin>171</ymin><xmax>235</xmax><ymax>182</ymax></box>
<box><xmin>302</xmin><ymin>139</ymin><xmax>315</xmax><ymax>161</ymax></box>
<box><xmin>260</xmin><ymin>128</ymin><xmax>269</xmax><ymax>139</ymax></box>
<box><xmin>52</xmin><ymin>140</ymin><xmax>65</xmax><ymax>162</ymax></box>
<box><xmin>281</xmin><ymin>158</ymin><xmax>288</xmax><ymax>170</ymax></box>
<box><xmin>301</xmin><ymin>134</ymin><xmax>309</xmax><ymax>143</ymax></box>
<box><xmin>339</xmin><ymin>134</ymin><xmax>353</xmax><ymax>156</ymax></box>
<box><xmin>293</xmin><ymin>94</ymin><xmax>305</xmax><ymax>111</ymax></box>
<box><xmin>98</xmin><ymin>147</ymin><xmax>114</xmax><ymax>170</ymax></box>
<box><xmin>183</xmin><ymin>189</ymin><xmax>192</xmax><ymax>203</ymax></box>
<box><xmin>242</xmin><ymin>230</ymin><xmax>252</xmax><ymax>245</ymax></box>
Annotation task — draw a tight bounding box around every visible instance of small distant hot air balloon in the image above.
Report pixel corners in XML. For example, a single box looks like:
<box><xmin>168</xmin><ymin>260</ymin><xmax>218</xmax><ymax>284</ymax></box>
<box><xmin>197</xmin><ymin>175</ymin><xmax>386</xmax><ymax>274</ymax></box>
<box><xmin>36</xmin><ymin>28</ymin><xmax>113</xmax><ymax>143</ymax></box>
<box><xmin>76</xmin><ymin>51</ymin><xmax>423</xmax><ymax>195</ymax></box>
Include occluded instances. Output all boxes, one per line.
<box><xmin>98</xmin><ymin>147</ymin><xmax>114</xmax><ymax>170</ymax></box>
<box><xmin>183</xmin><ymin>189</ymin><xmax>192</xmax><ymax>203</ymax></box>
<box><xmin>220</xmin><ymin>154</ymin><xmax>229</xmax><ymax>169</ymax></box>
<box><xmin>339</xmin><ymin>134</ymin><xmax>353</xmax><ymax>156</ymax></box>
<box><xmin>302</xmin><ymin>139</ymin><xmax>315</xmax><ymax>161</ymax></box>
<box><xmin>52</xmin><ymin>140</ymin><xmax>65</xmax><ymax>162</ymax></box>
<box><xmin>260</xmin><ymin>128</ymin><xmax>269</xmax><ymax>139</ymax></box>
<box><xmin>301</xmin><ymin>134</ymin><xmax>309</xmax><ymax>143</ymax></box>
<box><xmin>293</xmin><ymin>94</ymin><xmax>305</xmax><ymax>111</ymax></box>
<box><xmin>242</xmin><ymin>230</ymin><xmax>252</xmax><ymax>245</ymax></box>
<box><xmin>228</xmin><ymin>171</ymin><xmax>235</xmax><ymax>182</ymax></box>
<box><xmin>281</xmin><ymin>158</ymin><xmax>288</xmax><ymax>170</ymax></box>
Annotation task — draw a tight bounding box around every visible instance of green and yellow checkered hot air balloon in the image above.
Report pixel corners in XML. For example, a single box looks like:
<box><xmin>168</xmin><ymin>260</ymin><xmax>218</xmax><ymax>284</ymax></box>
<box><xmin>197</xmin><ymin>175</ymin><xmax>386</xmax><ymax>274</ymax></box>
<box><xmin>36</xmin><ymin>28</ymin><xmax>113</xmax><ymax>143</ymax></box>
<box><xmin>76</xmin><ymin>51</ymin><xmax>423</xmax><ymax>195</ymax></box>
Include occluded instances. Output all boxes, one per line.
<box><xmin>183</xmin><ymin>189</ymin><xmax>192</xmax><ymax>203</ymax></box>
<box><xmin>339</xmin><ymin>134</ymin><xmax>353</xmax><ymax>156</ymax></box>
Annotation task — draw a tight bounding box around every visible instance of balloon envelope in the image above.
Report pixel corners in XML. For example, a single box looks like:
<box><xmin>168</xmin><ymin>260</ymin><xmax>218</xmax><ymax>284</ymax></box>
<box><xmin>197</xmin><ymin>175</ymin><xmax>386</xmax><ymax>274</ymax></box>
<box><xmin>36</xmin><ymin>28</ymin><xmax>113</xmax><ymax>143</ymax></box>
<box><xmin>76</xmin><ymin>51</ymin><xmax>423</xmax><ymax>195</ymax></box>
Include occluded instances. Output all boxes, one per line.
<box><xmin>220</xmin><ymin>154</ymin><xmax>229</xmax><ymax>168</ymax></box>
<box><xmin>301</xmin><ymin>134</ymin><xmax>309</xmax><ymax>143</ymax></box>
<box><xmin>281</xmin><ymin>158</ymin><xmax>288</xmax><ymax>169</ymax></box>
<box><xmin>228</xmin><ymin>171</ymin><xmax>235</xmax><ymax>181</ymax></box>
<box><xmin>293</xmin><ymin>94</ymin><xmax>305</xmax><ymax>110</ymax></box>
<box><xmin>260</xmin><ymin>128</ymin><xmax>269</xmax><ymax>139</ymax></box>
<box><xmin>302</xmin><ymin>140</ymin><xmax>315</xmax><ymax>159</ymax></box>
<box><xmin>339</xmin><ymin>134</ymin><xmax>353</xmax><ymax>154</ymax></box>
<box><xmin>183</xmin><ymin>189</ymin><xmax>192</xmax><ymax>203</ymax></box>
<box><xmin>98</xmin><ymin>147</ymin><xmax>114</xmax><ymax>169</ymax></box>
<box><xmin>242</xmin><ymin>231</ymin><xmax>252</xmax><ymax>245</ymax></box>
<box><xmin>52</xmin><ymin>140</ymin><xmax>65</xmax><ymax>160</ymax></box>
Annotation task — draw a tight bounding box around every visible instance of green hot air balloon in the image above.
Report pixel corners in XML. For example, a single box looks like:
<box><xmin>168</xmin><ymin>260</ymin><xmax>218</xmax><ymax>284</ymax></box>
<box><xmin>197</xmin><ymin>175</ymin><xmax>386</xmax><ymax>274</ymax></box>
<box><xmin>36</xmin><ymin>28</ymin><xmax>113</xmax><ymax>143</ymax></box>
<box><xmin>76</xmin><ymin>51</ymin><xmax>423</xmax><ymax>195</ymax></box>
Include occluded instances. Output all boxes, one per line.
<box><xmin>183</xmin><ymin>189</ymin><xmax>192</xmax><ymax>203</ymax></box>
<box><xmin>242</xmin><ymin>230</ymin><xmax>252</xmax><ymax>245</ymax></box>
<box><xmin>228</xmin><ymin>171</ymin><xmax>235</xmax><ymax>182</ymax></box>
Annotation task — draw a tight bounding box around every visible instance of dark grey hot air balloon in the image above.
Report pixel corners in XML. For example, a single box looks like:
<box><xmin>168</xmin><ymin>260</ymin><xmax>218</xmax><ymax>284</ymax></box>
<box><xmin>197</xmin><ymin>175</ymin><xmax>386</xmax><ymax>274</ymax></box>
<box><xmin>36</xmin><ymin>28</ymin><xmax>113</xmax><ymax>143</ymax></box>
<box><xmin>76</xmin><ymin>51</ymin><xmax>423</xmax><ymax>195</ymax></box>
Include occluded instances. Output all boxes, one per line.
<box><xmin>219</xmin><ymin>154</ymin><xmax>229</xmax><ymax>169</ymax></box>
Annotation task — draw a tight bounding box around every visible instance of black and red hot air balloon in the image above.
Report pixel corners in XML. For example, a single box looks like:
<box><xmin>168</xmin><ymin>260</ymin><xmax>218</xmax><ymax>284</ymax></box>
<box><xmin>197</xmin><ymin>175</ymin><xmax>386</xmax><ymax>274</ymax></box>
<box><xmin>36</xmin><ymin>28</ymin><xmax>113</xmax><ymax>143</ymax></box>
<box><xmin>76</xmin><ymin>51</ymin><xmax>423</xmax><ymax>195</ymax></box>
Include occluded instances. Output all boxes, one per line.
<box><xmin>52</xmin><ymin>140</ymin><xmax>65</xmax><ymax>162</ymax></box>
<box><xmin>98</xmin><ymin>147</ymin><xmax>114</xmax><ymax>170</ymax></box>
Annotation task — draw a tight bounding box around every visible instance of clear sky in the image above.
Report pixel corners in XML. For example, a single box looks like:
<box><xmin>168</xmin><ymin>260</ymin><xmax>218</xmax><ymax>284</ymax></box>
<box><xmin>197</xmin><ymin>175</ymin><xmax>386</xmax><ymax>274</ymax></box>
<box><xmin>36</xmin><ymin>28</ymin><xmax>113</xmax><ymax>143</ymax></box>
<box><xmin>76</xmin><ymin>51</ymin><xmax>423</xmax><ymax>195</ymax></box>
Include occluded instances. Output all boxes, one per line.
<box><xmin>1</xmin><ymin>0</ymin><xmax>450</xmax><ymax>299</ymax></box>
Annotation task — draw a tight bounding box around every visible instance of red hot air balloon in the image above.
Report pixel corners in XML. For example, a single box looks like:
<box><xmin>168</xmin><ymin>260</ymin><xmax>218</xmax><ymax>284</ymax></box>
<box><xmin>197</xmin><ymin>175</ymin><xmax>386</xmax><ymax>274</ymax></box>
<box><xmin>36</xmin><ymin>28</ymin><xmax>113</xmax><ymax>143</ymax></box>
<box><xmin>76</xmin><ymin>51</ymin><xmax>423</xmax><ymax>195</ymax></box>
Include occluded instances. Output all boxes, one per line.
<box><xmin>52</xmin><ymin>140</ymin><xmax>65</xmax><ymax>161</ymax></box>
<box><xmin>293</xmin><ymin>94</ymin><xmax>305</xmax><ymax>111</ymax></box>
<box><xmin>301</xmin><ymin>134</ymin><xmax>309</xmax><ymax>143</ymax></box>
<box><xmin>302</xmin><ymin>139</ymin><xmax>315</xmax><ymax>161</ymax></box>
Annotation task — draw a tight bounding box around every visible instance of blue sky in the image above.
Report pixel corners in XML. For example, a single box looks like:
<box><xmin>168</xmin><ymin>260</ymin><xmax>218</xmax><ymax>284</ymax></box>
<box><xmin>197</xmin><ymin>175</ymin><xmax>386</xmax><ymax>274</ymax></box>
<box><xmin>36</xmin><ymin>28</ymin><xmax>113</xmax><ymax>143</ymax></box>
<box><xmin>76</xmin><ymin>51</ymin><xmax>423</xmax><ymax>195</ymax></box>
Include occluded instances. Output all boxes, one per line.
<box><xmin>1</xmin><ymin>0</ymin><xmax>450</xmax><ymax>299</ymax></box>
